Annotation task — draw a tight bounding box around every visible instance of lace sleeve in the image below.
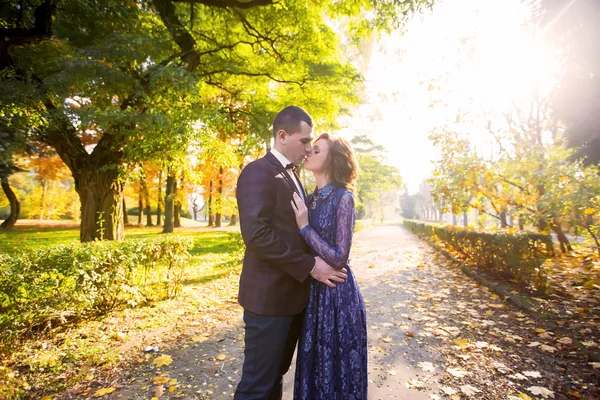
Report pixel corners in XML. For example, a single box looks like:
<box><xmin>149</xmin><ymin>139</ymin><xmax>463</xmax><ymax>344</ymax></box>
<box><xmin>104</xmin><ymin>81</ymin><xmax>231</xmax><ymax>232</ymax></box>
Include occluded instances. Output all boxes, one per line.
<box><xmin>299</xmin><ymin>191</ymin><xmax>355</xmax><ymax>269</ymax></box>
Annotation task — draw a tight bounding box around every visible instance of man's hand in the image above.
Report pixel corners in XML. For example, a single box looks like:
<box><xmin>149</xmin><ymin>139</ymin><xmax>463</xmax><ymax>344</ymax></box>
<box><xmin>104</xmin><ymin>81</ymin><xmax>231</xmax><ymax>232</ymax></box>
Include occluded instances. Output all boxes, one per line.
<box><xmin>310</xmin><ymin>256</ymin><xmax>348</xmax><ymax>288</ymax></box>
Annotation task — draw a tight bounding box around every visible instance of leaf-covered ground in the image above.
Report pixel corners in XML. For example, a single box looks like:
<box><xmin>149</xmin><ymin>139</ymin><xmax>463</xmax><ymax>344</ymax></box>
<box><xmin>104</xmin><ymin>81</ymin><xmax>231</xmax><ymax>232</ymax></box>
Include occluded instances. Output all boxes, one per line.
<box><xmin>30</xmin><ymin>225</ymin><xmax>600</xmax><ymax>399</ymax></box>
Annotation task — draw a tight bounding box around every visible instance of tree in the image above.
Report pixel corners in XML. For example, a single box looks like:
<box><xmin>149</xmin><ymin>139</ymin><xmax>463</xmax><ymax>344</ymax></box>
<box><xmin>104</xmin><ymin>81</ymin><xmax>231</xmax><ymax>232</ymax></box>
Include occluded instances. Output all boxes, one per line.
<box><xmin>1</xmin><ymin>0</ymin><xmax>432</xmax><ymax>242</ymax></box>
<box><xmin>351</xmin><ymin>134</ymin><xmax>404</xmax><ymax>220</ymax></box>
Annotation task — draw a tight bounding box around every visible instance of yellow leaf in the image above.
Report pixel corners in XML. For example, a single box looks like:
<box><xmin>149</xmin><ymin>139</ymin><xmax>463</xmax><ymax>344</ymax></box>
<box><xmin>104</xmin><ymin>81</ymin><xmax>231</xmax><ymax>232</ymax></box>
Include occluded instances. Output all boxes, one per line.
<box><xmin>540</xmin><ymin>344</ymin><xmax>557</xmax><ymax>353</ymax></box>
<box><xmin>153</xmin><ymin>355</ymin><xmax>173</xmax><ymax>367</ymax></box>
<box><xmin>152</xmin><ymin>376</ymin><xmax>169</xmax><ymax>384</ymax></box>
<box><xmin>168</xmin><ymin>379</ymin><xmax>178</xmax><ymax>385</ymax></box>
<box><xmin>535</xmin><ymin>328</ymin><xmax>545</xmax><ymax>334</ymax></box>
<box><xmin>382</xmin><ymin>337</ymin><xmax>393</xmax><ymax>343</ymax></box>
<box><xmin>94</xmin><ymin>387</ymin><xmax>116</xmax><ymax>397</ymax></box>
<box><xmin>168</xmin><ymin>385</ymin><xmax>177</xmax><ymax>392</ymax></box>
<box><xmin>453</xmin><ymin>338</ymin><xmax>469</xmax><ymax>347</ymax></box>
<box><xmin>41</xmin><ymin>397</ymin><xmax>52</xmax><ymax>400</ymax></box>
<box><xmin>368</xmin><ymin>264</ymin><xmax>375</xmax><ymax>269</ymax></box>
<box><xmin>216</xmin><ymin>354</ymin><xmax>227</xmax><ymax>361</ymax></box>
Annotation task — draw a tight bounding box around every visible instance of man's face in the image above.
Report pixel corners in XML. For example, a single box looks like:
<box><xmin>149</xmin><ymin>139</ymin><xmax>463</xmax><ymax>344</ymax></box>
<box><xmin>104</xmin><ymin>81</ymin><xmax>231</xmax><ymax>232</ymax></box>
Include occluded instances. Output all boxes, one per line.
<box><xmin>278</xmin><ymin>121</ymin><xmax>313</xmax><ymax>165</ymax></box>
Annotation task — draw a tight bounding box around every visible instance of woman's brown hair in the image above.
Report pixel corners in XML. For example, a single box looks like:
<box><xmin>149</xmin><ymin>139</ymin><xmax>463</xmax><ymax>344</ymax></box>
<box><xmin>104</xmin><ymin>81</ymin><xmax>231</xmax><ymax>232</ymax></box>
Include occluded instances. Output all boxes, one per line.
<box><xmin>317</xmin><ymin>133</ymin><xmax>359</xmax><ymax>194</ymax></box>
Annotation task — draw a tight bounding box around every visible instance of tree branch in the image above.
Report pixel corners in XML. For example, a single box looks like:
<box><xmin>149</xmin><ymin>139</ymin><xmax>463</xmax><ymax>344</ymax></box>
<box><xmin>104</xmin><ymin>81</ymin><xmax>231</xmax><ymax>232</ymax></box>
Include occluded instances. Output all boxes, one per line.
<box><xmin>152</xmin><ymin>0</ymin><xmax>200</xmax><ymax>71</ymax></box>
<box><xmin>172</xmin><ymin>0</ymin><xmax>274</xmax><ymax>9</ymax></box>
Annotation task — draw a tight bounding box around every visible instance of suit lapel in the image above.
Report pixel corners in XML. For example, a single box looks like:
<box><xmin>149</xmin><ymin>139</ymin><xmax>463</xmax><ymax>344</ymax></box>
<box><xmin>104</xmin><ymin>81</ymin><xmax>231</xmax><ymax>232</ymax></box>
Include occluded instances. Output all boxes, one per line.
<box><xmin>266</xmin><ymin>152</ymin><xmax>301</xmax><ymax>197</ymax></box>
<box><xmin>293</xmin><ymin>170</ymin><xmax>307</xmax><ymax>202</ymax></box>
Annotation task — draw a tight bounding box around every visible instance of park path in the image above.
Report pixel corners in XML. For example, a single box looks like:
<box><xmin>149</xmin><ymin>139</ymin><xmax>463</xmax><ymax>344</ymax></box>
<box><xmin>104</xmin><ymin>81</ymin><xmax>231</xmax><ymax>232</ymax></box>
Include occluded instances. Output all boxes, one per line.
<box><xmin>96</xmin><ymin>225</ymin><xmax>599</xmax><ymax>399</ymax></box>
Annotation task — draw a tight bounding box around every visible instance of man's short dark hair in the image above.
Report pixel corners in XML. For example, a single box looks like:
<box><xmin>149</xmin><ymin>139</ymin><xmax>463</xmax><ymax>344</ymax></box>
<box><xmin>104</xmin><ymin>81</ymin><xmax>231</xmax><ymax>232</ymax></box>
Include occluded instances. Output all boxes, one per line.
<box><xmin>272</xmin><ymin>106</ymin><xmax>313</xmax><ymax>138</ymax></box>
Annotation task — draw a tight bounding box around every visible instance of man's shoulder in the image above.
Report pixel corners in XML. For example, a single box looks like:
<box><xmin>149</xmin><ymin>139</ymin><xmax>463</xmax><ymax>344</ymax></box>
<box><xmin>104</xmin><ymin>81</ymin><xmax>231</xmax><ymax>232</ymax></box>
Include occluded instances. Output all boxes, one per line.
<box><xmin>238</xmin><ymin>155</ymin><xmax>276</xmax><ymax>183</ymax></box>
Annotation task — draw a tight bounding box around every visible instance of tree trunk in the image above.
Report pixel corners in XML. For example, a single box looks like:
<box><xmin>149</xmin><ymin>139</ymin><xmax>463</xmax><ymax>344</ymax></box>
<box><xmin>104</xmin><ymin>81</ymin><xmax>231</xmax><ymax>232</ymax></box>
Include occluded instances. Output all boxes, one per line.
<box><xmin>39</xmin><ymin>179</ymin><xmax>47</xmax><ymax>220</ymax></box>
<box><xmin>463</xmin><ymin>211</ymin><xmax>468</xmax><ymax>227</ymax></box>
<box><xmin>0</xmin><ymin>175</ymin><xmax>20</xmax><ymax>230</ymax></box>
<box><xmin>123</xmin><ymin>198</ymin><xmax>129</xmax><ymax>225</ymax></box>
<box><xmin>137</xmin><ymin>184</ymin><xmax>143</xmax><ymax>225</ymax></box>
<box><xmin>216</xmin><ymin>166</ymin><xmax>223</xmax><ymax>227</ymax></box>
<box><xmin>208</xmin><ymin>179</ymin><xmax>213</xmax><ymax>227</ymax></box>
<box><xmin>157</xmin><ymin>169</ymin><xmax>163</xmax><ymax>226</ymax></box>
<box><xmin>141</xmin><ymin>170</ymin><xmax>153</xmax><ymax>226</ymax></box>
<box><xmin>174</xmin><ymin>177</ymin><xmax>181</xmax><ymax>228</ymax></box>
<box><xmin>500</xmin><ymin>210</ymin><xmax>507</xmax><ymax>228</ymax></box>
<box><xmin>230</xmin><ymin>214</ymin><xmax>237</xmax><ymax>226</ymax></box>
<box><xmin>551</xmin><ymin>221</ymin><xmax>572</xmax><ymax>253</ymax></box>
<box><xmin>163</xmin><ymin>172</ymin><xmax>174</xmax><ymax>233</ymax></box>
<box><xmin>75</xmin><ymin>167</ymin><xmax>125</xmax><ymax>242</ymax></box>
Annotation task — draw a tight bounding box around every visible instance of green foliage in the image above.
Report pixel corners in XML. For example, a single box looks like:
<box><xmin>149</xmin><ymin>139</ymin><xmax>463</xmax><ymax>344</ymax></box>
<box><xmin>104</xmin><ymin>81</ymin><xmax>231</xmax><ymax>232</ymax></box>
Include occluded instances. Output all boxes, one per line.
<box><xmin>404</xmin><ymin>220</ymin><xmax>554</xmax><ymax>293</ymax></box>
<box><xmin>351</xmin><ymin>134</ymin><xmax>403</xmax><ymax>219</ymax></box>
<box><xmin>0</xmin><ymin>235</ymin><xmax>193</xmax><ymax>345</ymax></box>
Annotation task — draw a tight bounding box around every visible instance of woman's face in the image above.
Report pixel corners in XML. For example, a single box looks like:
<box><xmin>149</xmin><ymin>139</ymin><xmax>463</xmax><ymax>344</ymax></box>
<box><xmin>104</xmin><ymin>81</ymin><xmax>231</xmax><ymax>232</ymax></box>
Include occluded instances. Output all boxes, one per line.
<box><xmin>304</xmin><ymin>138</ymin><xmax>330</xmax><ymax>173</ymax></box>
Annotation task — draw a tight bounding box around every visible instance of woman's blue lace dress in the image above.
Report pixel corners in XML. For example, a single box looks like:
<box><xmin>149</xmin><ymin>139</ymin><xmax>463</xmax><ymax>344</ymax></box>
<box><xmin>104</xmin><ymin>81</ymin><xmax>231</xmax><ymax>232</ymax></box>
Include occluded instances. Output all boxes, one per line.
<box><xmin>293</xmin><ymin>183</ymin><xmax>368</xmax><ymax>400</ymax></box>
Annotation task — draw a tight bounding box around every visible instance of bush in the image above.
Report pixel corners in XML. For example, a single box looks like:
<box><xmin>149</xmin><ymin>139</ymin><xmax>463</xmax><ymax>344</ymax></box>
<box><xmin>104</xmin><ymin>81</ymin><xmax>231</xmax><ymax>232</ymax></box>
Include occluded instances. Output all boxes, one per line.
<box><xmin>0</xmin><ymin>235</ymin><xmax>193</xmax><ymax>344</ymax></box>
<box><xmin>403</xmin><ymin>220</ymin><xmax>554</xmax><ymax>293</ymax></box>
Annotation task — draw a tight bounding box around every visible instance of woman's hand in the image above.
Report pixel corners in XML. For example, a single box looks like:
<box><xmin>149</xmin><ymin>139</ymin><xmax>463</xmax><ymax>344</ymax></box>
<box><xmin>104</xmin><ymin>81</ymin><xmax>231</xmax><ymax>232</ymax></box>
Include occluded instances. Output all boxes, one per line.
<box><xmin>290</xmin><ymin>192</ymin><xmax>309</xmax><ymax>230</ymax></box>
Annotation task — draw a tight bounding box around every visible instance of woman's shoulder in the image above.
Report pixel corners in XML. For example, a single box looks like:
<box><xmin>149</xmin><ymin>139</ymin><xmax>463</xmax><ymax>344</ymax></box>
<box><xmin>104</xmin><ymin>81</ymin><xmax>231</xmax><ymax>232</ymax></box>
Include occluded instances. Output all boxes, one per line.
<box><xmin>334</xmin><ymin>186</ymin><xmax>354</xmax><ymax>201</ymax></box>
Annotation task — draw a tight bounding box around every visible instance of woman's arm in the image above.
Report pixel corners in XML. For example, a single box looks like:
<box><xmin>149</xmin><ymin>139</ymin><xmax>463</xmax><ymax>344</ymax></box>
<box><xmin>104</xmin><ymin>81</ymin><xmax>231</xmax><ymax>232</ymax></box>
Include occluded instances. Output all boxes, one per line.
<box><xmin>299</xmin><ymin>192</ymin><xmax>355</xmax><ymax>269</ymax></box>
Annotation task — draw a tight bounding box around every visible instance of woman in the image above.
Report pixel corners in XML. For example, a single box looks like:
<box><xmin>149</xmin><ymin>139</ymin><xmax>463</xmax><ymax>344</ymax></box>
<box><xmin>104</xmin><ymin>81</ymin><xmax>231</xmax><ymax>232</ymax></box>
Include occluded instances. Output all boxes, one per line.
<box><xmin>290</xmin><ymin>133</ymin><xmax>368</xmax><ymax>400</ymax></box>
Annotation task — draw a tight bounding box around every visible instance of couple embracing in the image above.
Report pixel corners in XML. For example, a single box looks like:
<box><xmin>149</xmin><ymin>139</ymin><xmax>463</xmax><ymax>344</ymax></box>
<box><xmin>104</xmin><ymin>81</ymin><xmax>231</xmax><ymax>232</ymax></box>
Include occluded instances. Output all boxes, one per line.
<box><xmin>234</xmin><ymin>106</ymin><xmax>368</xmax><ymax>400</ymax></box>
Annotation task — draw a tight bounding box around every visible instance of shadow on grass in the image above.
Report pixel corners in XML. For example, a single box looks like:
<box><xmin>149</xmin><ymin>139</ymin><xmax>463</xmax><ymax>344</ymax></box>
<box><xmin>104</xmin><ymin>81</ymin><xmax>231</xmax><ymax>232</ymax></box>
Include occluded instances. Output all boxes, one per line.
<box><xmin>183</xmin><ymin>259</ymin><xmax>242</xmax><ymax>286</ymax></box>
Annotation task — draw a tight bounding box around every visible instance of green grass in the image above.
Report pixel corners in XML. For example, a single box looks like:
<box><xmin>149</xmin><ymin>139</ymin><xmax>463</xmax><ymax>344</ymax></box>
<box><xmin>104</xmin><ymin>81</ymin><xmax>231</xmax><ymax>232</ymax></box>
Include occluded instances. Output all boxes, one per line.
<box><xmin>0</xmin><ymin>220</ymin><xmax>240</xmax><ymax>254</ymax></box>
<box><xmin>0</xmin><ymin>220</ymin><xmax>244</xmax><ymax>399</ymax></box>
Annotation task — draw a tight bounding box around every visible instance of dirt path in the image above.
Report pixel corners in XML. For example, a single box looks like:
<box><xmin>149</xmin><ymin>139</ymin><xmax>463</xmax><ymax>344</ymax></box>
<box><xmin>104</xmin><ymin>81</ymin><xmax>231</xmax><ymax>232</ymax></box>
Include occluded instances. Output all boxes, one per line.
<box><xmin>93</xmin><ymin>225</ymin><xmax>599</xmax><ymax>400</ymax></box>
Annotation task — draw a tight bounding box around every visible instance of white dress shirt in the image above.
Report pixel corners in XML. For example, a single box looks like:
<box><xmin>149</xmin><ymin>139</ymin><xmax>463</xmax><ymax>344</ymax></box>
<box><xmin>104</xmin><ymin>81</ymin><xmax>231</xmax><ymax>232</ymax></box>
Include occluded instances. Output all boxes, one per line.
<box><xmin>270</xmin><ymin>148</ymin><xmax>305</xmax><ymax>201</ymax></box>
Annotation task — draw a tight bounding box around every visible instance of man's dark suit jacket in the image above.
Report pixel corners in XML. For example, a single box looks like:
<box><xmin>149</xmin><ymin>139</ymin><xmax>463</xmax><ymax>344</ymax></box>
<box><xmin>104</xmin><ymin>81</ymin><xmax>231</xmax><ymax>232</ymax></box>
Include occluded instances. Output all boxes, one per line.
<box><xmin>237</xmin><ymin>151</ymin><xmax>315</xmax><ymax>316</ymax></box>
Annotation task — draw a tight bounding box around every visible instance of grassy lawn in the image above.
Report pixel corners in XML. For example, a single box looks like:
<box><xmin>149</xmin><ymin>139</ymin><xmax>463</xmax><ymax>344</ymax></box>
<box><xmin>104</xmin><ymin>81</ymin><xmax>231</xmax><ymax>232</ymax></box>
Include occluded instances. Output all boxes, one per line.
<box><xmin>0</xmin><ymin>220</ymin><xmax>244</xmax><ymax>399</ymax></box>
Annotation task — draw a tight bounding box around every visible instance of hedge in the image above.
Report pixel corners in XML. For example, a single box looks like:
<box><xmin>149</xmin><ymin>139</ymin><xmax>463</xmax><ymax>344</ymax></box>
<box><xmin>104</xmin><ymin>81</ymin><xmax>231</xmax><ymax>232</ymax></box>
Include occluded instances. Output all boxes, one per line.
<box><xmin>0</xmin><ymin>235</ymin><xmax>193</xmax><ymax>343</ymax></box>
<box><xmin>403</xmin><ymin>220</ymin><xmax>554</xmax><ymax>293</ymax></box>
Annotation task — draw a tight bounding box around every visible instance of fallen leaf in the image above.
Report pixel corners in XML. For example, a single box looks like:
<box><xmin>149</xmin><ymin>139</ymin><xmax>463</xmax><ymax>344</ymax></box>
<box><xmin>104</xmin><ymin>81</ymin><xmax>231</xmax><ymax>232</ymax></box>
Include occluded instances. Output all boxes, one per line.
<box><xmin>389</xmin><ymin>370</ymin><xmax>397</xmax><ymax>376</ymax></box>
<box><xmin>461</xmin><ymin>384</ymin><xmax>481</xmax><ymax>396</ymax></box>
<box><xmin>441</xmin><ymin>386</ymin><xmax>457</xmax><ymax>395</ymax></box>
<box><xmin>527</xmin><ymin>386</ymin><xmax>555</xmax><ymax>399</ymax></box>
<box><xmin>509</xmin><ymin>373</ymin><xmax>528</xmax><ymax>381</ymax></box>
<box><xmin>153</xmin><ymin>355</ymin><xmax>173</xmax><ymax>367</ymax></box>
<box><xmin>216</xmin><ymin>354</ymin><xmax>227</xmax><ymax>361</ymax></box>
<box><xmin>453</xmin><ymin>338</ymin><xmax>469</xmax><ymax>347</ymax></box>
<box><xmin>152</xmin><ymin>385</ymin><xmax>164</xmax><ymax>397</ymax></box>
<box><xmin>382</xmin><ymin>337</ymin><xmax>393</xmax><ymax>343</ymax></box>
<box><xmin>540</xmin><ymin>344</ymin><xmax>557</xmax><ymax>353</ymax></box>
<box><xmin>418</xmin><ymin>361</ymin><xmax>436</xmax><ymax>372</ymax></box>
<box><xmin>589</xmin><ymin>362</ymin><xmax>600</xmax><ymax>369</ymax></box>
<box><xmin>152</xmin><ymin>376</ymin><xmax>169</xmax><ymax>384</ymax></box>
<box><xmin>557</xmin><ymin>337</ymin><xmax>572</xmax><ymax>345</ymax></box>
<box><xmin>94</xmin><ymin>388</ymin><xmax>116</xmax><ymax>397</ymax></box>
<box><xmin>406</xmin><ymin>378</ymin><xmax>426</xmax><ymax>389</ymax></box>
<box><xmin>523</xmin><ymin>371</ymin><xmax>541</xmax><ymax>378</ymax></box>
<box><xmin>447</xmin><ymin>367</ymin><xmax>469</xmax><ymax>378</ymax></box>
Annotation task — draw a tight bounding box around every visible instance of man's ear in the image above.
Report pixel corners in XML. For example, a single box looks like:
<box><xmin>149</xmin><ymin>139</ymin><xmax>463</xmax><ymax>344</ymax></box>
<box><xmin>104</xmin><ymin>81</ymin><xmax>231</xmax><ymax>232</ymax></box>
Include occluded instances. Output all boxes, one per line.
<box><xmin>276</xmin><ymin>130</ymin><xmax>287</xmax><ymax>144</ymax></box>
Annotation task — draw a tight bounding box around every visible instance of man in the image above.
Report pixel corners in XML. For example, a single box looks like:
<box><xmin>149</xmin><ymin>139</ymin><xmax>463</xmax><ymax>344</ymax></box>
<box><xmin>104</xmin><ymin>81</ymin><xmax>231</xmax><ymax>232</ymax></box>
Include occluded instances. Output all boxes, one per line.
<box><xmin>234</xmin><ymin>106</ymin><xmax>348</xmax><ymax>400</ymax></box>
